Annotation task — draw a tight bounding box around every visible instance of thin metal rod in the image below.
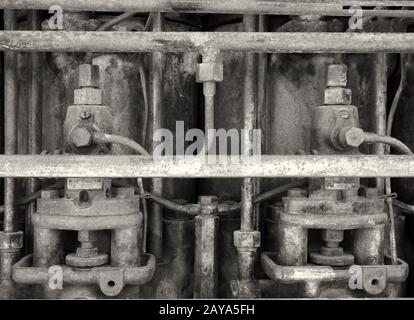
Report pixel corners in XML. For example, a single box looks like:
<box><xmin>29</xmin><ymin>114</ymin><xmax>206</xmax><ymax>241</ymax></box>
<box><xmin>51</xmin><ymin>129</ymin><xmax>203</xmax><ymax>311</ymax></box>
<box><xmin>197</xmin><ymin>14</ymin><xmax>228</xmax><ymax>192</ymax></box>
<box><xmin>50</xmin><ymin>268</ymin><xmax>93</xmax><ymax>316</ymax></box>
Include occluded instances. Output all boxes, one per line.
<box><xmin>255</xmin><ymin>14</ymin><xmax>267</xmax><ymax>231</ymax></box>
<box><xmin>2</xmin><ymin>0</ymin><xmax>414</xmax><ymax>16</ymax></box>
<box><xmin>0</xmin><ymin>155</ymin><xmax>413</xmax><ymax>178</ymax></box>
<box><xmin>3</xmin><ymin>32</ymin><xmax>414</xmax><ymax>54</ymax></box>
<box><xmin>3</xmin><ymin>10</ymin><xmax>18</xmax><ymax>234</ymax></box>
<box><xmin>26</xmin><ymin>10</ymin><xmax>43</xmax><ymax>253</ymax></box>
<box><xmin>148</xmin><ymin>13</ymin><xmax>164</xmax><ymax>260</ymax></box>
<box><xmin>372</xmin><ymin>53</ymin><xmax>387</xmax><ymax>194</ymax></box>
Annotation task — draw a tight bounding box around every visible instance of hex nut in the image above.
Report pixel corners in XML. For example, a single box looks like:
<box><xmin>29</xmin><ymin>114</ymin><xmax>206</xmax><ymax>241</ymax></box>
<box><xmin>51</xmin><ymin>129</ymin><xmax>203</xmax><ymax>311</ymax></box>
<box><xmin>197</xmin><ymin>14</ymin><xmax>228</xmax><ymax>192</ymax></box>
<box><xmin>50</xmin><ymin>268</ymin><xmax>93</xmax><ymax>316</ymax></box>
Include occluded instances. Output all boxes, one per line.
<box><xmin>322</xmin><ymin>230</ymin><xmax>344</xmax><ymax>243</ymax></box>
<box><xmin>78</xmin><ymin>64</ymin><xmax>100</xmax><ymax>88</ymax></box>
<box><xmin>196</xmin><ymin>63</ymin><xmax>224</xmax><ymax>83</ymax></box>
<box><xmin>233</xmin><ymin>230</ymin><xmax>261</xmax><ymax>249</ymax></box>
<box><xmin>327</xmin><ymin>64</ymin><xmax>347</xmax><ymax>87</ymax></box>
<box><xmin>70</xmin><ymin>127</ymin><xmax>93</xmax><ymax>148</ymax></box>
<box><xmin>324</xmin><ymin>87</ymin><xmax>352</xmax><ymax>105</ymax></box>
<box><xmin>78</xmin><ymin>230</ymin><xmax>97</xmax><ymax>243</ymax></box>
<box><xmin>74</xmin><ymin>88</ymin><xmax>103</xmax><ymax>105</ymax></box>
<box><xmin>337</xmin><ymin>127</ymin><xmax>365</xmax><ymax>148</ymax></box>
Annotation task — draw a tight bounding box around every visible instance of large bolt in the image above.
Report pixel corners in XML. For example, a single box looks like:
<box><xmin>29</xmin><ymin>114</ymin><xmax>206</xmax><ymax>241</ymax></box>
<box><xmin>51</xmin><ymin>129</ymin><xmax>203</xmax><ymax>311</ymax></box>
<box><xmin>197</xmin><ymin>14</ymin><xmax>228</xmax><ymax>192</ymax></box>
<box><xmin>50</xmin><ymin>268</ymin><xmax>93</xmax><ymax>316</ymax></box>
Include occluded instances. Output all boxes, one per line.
<box><xmin>196</xmin><ymin>62</ymin><xmax>224</xmax><ymax>83</ymax></box>
<box><xmin>322</xmin><ymin>229</ymin><xmax>344</xmax><ymax>247</ymax></box>
<box><xmin>70</xmin><ymin>127</ymin><xmax>93</xmax><ymax>148</ymax></box>
<box><xmin>78</xmin><ymin>64</ymin><xmax>100</xmax><ymax>88</ymax></box>
<box><xmin>74</xmin><ymin>88</ymin><xmax>103</xmax><ymax>105</ymax></box>
<box><xmin>336</xmin><ymin>126</ymin><xmax>365</xmax><ymax>148</ymax></box>
<box><xmin>326</xmin><ymin>64</ymin><xmax>347</xmax><ymax>87</ymax></box>
<box><xmin>324</xmin><ymin>87</ymin><xmax>352</xmax><ymax>105</ymax></box>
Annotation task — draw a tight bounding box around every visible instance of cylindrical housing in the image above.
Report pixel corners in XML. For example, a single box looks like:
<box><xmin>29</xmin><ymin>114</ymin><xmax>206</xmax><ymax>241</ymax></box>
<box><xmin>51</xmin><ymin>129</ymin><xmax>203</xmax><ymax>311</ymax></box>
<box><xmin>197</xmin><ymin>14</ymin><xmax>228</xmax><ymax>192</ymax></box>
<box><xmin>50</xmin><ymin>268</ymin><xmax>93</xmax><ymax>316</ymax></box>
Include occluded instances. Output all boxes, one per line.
<box><xmin>353</xmin><ymin>225</ymin><xmax>385</xmax><ymax>265</ymax></box>
<box><xmin>33</xmin><ymin>227</ymin><xmax>64</xmax><ymax>267</ymax></box>
<box><xmin>194</xmin><ymin>214</ymin><xmax>219</xmax><ymax>298</ymax></box>
<box><xmin>277</xmin><ymin>223</ymin><xmax>308</xmax><ymax>266</ymax></box>
<box><xmin>110</xmin><ymin>223</ymin><xmax>141</xmax><ymax>267</ymax></box>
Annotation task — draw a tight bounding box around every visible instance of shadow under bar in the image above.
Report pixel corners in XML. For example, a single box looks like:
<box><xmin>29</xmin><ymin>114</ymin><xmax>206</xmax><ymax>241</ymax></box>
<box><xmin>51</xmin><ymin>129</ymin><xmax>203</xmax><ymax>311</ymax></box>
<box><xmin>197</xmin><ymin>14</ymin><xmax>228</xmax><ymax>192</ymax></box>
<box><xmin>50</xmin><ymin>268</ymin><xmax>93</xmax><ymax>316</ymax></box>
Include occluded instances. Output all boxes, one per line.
<box><xmin>2</xmin><ymin>32</ymin><xmax>414</xmax><ymax>54</ymax></box>
<box><xmin>0</xmin><ymin>155</ymin><xmax>414</xmax><ymax>178</ymax></box>
<box><xmin>1</xmin><ymin>0</ymin><xmax>414</xmax><ymax>16</ymax></box>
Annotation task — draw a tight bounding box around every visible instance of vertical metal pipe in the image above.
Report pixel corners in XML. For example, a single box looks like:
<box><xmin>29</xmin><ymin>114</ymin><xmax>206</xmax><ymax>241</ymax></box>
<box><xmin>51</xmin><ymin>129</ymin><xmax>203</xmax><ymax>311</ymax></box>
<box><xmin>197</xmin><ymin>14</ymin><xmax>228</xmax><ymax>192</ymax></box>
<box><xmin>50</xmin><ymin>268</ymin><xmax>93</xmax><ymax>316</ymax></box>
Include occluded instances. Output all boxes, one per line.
<box><xmin>255</xmin><ymin>15</ymin><xmax>267</xmax><ymax>230</ymax></box>
<box><xmin>148</xmin><ymin>12</ymin><xmax>164</xmax><ymax>259</ymax></box>
<box><xmin>241</xmin><ymin>15</ymin><xmax>257</xmax><ymax>233</ymax></box>
<box><xmin>0</xmin><ymin>9</ymin><xmax>21</xmax><ymax>299</ymax></box>
<box><xmin>26</xmin><ymin>10</ymin><xmax>42</xmax><ymax>253</ymax></box>
<box><xmin>372</xmin><ymin>53</ymin><xmax>387</xmax><ymax>194</ymax></box>
<box><xmin>194</xmin><ymin>196</ymin><xmax>219</xmax><ymax>298</ymax></box>
<box><xmin>3</xmin><ymin>10</ymin><xmax>17</xmax><ymax>234</ymax></box>
<box><xmin>235</xmin><ymin>15</ymin><xmax>258</xmax><ymax>286</ymax></box>
<box><xmin>194</xmin><ymin>213</ymin><xmax>219</xmax><ymax>298</ymax></box>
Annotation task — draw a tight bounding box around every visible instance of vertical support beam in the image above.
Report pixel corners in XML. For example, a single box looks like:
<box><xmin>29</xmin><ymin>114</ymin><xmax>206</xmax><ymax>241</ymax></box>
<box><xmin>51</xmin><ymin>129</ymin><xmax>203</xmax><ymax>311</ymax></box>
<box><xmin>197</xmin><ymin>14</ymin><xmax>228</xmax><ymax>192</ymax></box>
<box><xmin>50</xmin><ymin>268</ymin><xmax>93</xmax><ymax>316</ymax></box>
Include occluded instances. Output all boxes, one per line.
<box><xmin>241</xmin><ymin>15</ymin><xmax>257</xmax><ymax>234</ymax></box>
<box><xmin>255</xmin><ymin>15</ymin><xmax>267</xmax><ymax>230</ymax></box>
<box><xmin>233</xmin><ymin>15</ymin><xmax>261</xmax><ymax>298</ymax></box>
<box><xmin>3</xmin><ymin>10</ymin><xmax>17</xmax><ymax>234</ymax></box>
<box><xmin>148</xmin><ymin>13</ymin><xmax>164</xmax><ymax>259</ymax></box>
<box><xmin>0</xmin><ymin>10</ymin><xmax>22</xmax><ymax>299</ymax></box>
<box><xmin>26</xmin><ymin>10</ymin><xmax>43</xmax><ymax>254</ymax></box>
<box><xmin>372</xmin><ymin>53</ymin><xmax>387</xmax><ymax>194</ymax></box>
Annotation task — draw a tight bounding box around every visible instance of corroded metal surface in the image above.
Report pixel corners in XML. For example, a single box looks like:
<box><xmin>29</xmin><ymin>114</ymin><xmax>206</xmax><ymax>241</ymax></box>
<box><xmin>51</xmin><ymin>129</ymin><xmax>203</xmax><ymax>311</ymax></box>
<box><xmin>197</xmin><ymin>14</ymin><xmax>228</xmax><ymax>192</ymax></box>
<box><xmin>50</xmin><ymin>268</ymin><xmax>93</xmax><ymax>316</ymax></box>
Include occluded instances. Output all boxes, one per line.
<box><xmin>0</xmin><ymin>155</ymin><xmax>414</xmax><ymax>178</ymax></box>
<box><xmin>4</xmin><ymin>32</ymin><xmax>414</xmax><ymax>53</ymax></box>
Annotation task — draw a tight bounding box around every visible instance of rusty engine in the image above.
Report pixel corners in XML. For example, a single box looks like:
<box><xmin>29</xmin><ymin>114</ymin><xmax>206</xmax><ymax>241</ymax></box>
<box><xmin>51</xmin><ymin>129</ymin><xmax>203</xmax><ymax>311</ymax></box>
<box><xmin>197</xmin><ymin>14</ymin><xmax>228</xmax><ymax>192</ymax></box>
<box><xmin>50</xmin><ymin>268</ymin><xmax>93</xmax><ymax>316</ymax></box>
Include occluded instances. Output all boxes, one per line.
<box><xmin>1</xmin><ymin>1</ymin><xmax>414</xmax><ymax>300</ymax></box>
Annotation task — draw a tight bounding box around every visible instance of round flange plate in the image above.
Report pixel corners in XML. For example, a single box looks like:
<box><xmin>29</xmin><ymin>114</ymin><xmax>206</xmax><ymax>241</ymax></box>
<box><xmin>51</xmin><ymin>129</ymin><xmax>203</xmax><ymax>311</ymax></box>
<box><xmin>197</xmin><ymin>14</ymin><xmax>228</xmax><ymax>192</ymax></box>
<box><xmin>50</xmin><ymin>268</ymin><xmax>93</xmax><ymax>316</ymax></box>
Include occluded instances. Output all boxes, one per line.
<box><xmin>309</xmin><ymin>251</ymin><xmax>355</xmax><ymax>267</ymax></box>
<box><xmin>65</xmin><ymin>253</ymin><xmax>109</xmax><ymax>268</ymax></box>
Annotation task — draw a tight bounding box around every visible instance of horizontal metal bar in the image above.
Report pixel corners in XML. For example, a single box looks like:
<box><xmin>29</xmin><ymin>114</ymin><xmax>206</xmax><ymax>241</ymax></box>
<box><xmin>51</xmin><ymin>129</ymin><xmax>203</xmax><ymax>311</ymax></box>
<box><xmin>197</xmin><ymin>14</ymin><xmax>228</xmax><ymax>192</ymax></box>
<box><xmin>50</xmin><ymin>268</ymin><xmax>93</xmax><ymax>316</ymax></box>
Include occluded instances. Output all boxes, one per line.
<box><xmin>0</xmin><ymin>155</ymin><xmax>414</xmax><ymax>178</ymax></box>
<box><xmin>1</xmin><ymin>0</ymin><xmax>414</xmax><ymax>14</ymax></box>
<box><xmin>2</xmin><ymin>32</ymin><xmax>414</xmax><ymax>53</ymax></box>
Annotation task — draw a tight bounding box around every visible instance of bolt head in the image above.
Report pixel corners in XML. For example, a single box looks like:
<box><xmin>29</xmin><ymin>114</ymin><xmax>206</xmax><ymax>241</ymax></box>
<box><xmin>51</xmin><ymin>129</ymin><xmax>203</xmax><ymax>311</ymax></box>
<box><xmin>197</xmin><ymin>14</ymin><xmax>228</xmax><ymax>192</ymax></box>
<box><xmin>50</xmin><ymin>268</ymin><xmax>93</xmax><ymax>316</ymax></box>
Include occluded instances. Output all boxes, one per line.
<box><xmin>322</xmin><ymin>230</ymin><xmax>344</xmax><ymax>243</ymax></box>
<box><xmin>342</xmin><ymin>127</ymin><xmax>364</xmax><ymax>148</ymax></box>
<box><xmin>78</xmin><ymin>64</ymin><xmax>100</xmax><ymax>88</ymax></box>
<box><xmin>327</xmin><ymin>64</ymin><xmax>348</xmax><ymax>87</ymax></box>
<box><xmin>196</xmin><ymin>62</ymin><xmax>224</xmax><ymax>83</ymax></box>
<box><xmin>70</xmin><ymin>127</ymin><xmax>93</xmax><ymax>148</ymax></box>
<box><xmin>324</xmin><ymin>87</ymin><xmax>352</xmax><ymax>105</ymax></box>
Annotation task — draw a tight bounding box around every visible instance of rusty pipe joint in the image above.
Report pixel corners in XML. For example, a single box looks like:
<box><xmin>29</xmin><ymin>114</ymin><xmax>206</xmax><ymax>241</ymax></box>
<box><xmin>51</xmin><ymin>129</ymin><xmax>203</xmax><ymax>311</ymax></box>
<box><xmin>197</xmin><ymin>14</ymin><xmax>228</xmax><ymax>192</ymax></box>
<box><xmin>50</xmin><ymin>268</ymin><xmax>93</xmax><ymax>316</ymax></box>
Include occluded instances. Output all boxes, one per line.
<box><xmin>0</xmin><ymin>231</ymin><xmax>23</xmax><ymax>253</ymax></box>
<box><xmin>74</xmin><ymin>64</ymin><xmax>103</xmax><ymax>105</ymax></box>
<box><xmin>198</xmin><ymin>195</ymin><xmax>219</xmax><ymax>215</ymax></box>
<box><xmin>197</xmin><ymin>50</ymin><xmax>223</xmax><ymax>98</ymax></box>
<box><xmin>233</xmin><ymin>230</ymin><xmax>261</xmax><ymax>250</ymax></box>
